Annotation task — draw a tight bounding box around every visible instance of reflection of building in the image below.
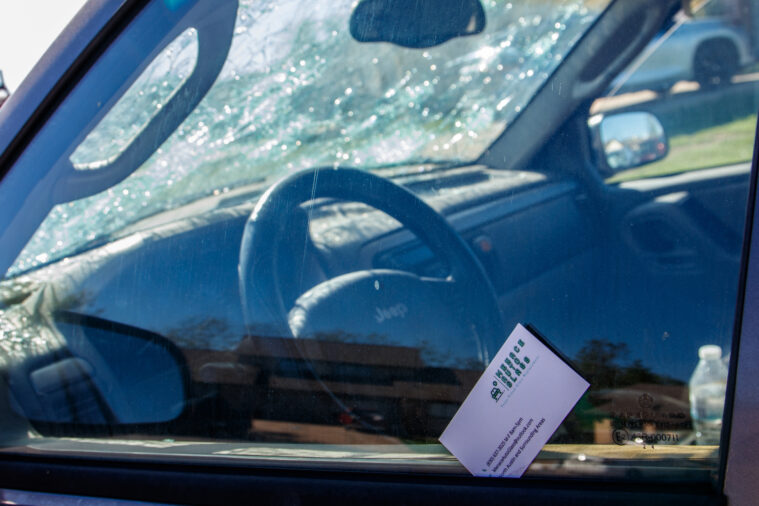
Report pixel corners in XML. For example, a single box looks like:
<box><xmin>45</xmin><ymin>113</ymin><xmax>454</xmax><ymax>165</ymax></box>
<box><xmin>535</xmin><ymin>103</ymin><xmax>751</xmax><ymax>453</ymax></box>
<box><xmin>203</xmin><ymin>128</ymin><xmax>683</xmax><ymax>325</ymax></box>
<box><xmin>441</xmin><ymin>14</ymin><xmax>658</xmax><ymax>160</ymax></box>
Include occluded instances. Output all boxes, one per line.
<box><xmin>588</xmin><ymin>383</ymin><xmax>690</xmax><ymax>444</ymax></box>
<box><xmin>182</xmin><ymin>335</ymin><xmax>481</xmax><ymax>442</ymax></box>
<box><xmin>181</xmin><ymin>337</ymin><xmax>692</xmax><ymax>445</ymax></box>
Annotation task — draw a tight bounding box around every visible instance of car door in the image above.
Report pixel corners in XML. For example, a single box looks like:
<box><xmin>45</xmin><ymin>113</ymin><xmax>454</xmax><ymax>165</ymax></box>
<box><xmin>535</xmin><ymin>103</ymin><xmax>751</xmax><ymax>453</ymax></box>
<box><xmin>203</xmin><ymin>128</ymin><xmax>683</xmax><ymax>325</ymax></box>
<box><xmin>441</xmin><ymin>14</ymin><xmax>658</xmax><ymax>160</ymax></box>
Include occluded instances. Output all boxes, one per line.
<box><xmin>0</xmin><ymin>0</ymin><xmax>756</xmax><ymax>504</ymax></box>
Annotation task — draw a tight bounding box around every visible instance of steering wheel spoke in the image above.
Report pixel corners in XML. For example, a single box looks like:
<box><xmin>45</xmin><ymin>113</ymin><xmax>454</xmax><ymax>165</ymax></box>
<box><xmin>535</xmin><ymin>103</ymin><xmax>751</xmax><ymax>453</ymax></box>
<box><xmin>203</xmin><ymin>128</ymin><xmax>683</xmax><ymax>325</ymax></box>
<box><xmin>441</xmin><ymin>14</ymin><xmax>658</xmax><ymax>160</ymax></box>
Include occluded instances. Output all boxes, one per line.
<box><xmin>419</xmin><ymin>275</ymin><xmax>460</xmax><ymax>304</ymax></box>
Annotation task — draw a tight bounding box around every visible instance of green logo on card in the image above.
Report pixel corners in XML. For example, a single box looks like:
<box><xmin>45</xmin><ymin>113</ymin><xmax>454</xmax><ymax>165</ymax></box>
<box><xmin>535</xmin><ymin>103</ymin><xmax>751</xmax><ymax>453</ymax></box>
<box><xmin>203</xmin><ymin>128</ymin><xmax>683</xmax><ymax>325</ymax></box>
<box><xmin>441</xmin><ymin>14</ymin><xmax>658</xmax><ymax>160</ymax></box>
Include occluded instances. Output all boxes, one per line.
<box><xmin>491</xmin><ymin>337</ymin><xmax>530</xmax><ymax>401</ymax></box>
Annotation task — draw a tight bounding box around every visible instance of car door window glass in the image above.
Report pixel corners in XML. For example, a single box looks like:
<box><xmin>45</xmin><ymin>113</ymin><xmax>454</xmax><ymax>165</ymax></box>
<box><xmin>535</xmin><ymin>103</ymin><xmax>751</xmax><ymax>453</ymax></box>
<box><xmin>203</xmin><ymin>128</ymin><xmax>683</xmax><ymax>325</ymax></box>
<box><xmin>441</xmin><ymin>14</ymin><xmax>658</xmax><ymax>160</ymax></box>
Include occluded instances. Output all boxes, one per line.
<box><xmin>598</xmin><ymin>0</ymin><xmax>757</xmax><ymax>183</ymax></box>
<box><xmin>0</xmin><ymin>0</ymin><xmax>750</xmax><ymax>487</ymax></box>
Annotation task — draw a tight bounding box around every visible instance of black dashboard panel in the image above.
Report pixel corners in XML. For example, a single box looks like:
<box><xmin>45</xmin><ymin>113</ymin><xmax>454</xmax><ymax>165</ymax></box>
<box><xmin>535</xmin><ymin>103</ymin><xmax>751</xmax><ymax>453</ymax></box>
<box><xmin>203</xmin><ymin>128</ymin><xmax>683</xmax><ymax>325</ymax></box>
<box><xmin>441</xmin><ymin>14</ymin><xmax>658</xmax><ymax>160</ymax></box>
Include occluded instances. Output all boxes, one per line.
<box><xmin>369</xmin><ymin>182</ymin><xmax>591</xmax><ymax>294</ymax></box>
<box><xmin>57</xmin><ymin>167</ymin><xmax>592</xmax><ymax>346</ymax></box>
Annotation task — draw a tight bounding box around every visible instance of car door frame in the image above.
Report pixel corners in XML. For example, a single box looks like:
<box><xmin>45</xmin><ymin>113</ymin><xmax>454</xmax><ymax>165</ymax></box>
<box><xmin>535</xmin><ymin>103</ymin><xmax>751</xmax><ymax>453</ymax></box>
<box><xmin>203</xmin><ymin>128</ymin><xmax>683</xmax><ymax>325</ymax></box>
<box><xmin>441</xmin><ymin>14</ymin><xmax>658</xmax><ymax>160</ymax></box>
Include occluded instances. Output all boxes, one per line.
<box><xmin>722</xmin><ymin>116</ymin><xmax>759</xmax><ymax>506</ymax></box>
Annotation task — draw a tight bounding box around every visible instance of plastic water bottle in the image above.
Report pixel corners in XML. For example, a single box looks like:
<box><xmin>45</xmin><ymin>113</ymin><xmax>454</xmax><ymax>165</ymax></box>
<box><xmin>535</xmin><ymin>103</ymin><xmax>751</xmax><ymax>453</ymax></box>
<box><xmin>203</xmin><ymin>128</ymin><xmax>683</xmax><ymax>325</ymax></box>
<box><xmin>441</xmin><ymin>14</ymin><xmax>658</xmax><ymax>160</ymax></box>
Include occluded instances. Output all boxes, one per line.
<box><xmin>689</xmin><ymin>345</ymin><xmax>728</xmax><ymax>445</ymax></box>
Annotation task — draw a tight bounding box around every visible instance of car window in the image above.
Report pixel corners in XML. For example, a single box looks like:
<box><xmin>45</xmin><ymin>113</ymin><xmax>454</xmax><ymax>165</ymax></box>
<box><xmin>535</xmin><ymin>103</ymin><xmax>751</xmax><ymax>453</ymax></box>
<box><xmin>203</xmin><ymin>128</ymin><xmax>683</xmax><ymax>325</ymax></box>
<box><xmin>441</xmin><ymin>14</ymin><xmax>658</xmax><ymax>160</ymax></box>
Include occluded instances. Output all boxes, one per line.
<box><xmin>596</xmin><ymin>1</ymin><xmax>757</xmax><ymax>183</ymax></box>
<box><xmin>0</xmin><ymin>0</ymin><xmax>752</xmax><ymax>488</ymax></box>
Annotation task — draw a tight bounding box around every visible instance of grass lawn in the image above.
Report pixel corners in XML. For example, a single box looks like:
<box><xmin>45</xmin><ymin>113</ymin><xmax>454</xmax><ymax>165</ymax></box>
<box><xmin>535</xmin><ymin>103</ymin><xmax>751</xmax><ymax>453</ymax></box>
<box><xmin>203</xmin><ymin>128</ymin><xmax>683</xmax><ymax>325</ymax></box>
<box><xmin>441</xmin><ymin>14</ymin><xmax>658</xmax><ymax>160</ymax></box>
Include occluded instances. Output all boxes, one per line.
<box><xmin>607</xmin><ymin>115</ymin><xmax>757</xmax><ymax>183</ymax></box>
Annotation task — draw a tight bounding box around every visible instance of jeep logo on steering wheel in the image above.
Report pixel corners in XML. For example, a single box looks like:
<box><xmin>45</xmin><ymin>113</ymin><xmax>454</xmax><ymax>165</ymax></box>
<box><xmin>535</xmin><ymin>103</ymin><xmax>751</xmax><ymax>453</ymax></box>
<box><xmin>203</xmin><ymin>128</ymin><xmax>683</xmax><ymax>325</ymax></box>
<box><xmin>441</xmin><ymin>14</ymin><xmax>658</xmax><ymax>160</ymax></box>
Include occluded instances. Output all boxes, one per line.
<box><xmin>374</xmin><ymin>303</ymin><xmax>408</xmax><ymax>323</ymax></box>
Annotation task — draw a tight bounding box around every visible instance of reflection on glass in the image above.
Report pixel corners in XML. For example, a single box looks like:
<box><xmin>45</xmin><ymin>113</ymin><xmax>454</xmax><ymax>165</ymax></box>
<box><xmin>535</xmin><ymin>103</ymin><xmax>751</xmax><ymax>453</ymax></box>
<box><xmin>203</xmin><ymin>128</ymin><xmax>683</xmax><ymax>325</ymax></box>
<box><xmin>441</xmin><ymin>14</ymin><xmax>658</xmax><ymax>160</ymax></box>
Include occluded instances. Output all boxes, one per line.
<box><xmin>598</xmin><ymin>112</ymin><xmax>668</xmax><ymax>171</ymax></box>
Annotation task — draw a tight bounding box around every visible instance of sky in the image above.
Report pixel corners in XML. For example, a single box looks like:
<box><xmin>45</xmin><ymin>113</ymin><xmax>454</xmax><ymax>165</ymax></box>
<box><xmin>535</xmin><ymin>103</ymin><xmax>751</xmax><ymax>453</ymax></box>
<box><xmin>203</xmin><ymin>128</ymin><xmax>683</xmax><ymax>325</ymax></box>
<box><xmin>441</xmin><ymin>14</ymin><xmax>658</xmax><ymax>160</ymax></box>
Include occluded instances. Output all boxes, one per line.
<box><xmin>0</xmin><ymin>0</ymin><xmax>89</xmax><ymax>91</ymax></box>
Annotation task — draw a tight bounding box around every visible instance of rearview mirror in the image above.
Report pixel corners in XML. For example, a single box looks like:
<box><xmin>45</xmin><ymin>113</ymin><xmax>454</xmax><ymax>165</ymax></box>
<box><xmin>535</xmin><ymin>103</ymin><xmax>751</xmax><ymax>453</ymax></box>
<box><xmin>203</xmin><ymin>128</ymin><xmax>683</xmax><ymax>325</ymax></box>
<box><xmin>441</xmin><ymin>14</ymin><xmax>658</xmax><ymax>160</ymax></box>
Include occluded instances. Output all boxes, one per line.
<box><xmin>589</xmin><ymin>111</ymin><xmax>668</xmax><ymax>174</ymax></box>
<box><xmin>350</xmin><ymin>0</ymin><xmax>486</xmax><ymax>48</ymax></box>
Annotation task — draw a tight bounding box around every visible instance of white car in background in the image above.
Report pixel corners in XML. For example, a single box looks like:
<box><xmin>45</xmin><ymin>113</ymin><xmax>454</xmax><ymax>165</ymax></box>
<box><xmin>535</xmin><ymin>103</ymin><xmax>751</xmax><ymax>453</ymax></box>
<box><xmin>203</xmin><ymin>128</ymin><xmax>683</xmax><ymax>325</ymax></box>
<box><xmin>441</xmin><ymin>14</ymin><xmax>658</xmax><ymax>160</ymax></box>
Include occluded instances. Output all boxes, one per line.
<box><xmin>613</xmin><ymin>16</ymin><xmax>754</xmax><ymax>93</ymax></box>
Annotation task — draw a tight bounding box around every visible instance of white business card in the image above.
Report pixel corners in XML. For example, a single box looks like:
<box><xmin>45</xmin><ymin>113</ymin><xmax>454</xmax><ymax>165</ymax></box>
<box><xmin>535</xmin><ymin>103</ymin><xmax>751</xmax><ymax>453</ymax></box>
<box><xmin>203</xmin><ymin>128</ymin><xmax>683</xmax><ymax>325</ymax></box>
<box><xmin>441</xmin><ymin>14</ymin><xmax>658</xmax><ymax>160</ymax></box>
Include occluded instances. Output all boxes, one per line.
<box><xmin>439</xmin><ymin>324</ymin><xmax>589</xmax><ymax>477</ymax></box>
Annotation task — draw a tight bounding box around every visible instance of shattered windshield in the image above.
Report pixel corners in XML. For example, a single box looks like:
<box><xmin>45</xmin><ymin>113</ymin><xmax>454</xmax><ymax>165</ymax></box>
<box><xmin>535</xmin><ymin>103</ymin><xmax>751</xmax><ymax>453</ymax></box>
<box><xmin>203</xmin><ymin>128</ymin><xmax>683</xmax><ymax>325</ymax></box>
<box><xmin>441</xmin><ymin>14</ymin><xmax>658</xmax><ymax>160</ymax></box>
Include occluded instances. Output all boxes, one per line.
<box><xmin>8</xmin><ymin>0</ymin><xmax>608</xmax><ymax>276</ymax></box>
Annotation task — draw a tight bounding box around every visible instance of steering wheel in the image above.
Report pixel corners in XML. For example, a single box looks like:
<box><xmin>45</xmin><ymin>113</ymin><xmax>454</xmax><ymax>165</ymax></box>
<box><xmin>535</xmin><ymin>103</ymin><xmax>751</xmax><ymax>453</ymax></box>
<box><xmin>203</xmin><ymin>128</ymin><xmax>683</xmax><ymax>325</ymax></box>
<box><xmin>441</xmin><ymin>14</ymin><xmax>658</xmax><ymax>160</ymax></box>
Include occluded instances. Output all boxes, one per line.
<box><xmin>238</xmin><ymin>168</ymin><xmax>504</xmax><ymax>418</ymax></box>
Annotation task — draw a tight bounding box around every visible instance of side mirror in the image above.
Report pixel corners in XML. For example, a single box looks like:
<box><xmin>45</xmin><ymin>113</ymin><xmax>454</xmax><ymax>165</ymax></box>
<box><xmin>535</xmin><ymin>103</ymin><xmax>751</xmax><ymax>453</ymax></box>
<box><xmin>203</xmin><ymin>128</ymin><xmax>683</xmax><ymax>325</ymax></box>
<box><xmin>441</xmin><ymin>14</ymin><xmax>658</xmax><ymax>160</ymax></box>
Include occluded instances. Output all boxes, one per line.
<box><xmin>589</xmin><ymin>111</ymin><xmax>668</xmax><ymax>175</ymax></box>
<box><xmin>8</xmin><ymin>312</ymin><xmax>187</xmax><ymax>433</ymax></box>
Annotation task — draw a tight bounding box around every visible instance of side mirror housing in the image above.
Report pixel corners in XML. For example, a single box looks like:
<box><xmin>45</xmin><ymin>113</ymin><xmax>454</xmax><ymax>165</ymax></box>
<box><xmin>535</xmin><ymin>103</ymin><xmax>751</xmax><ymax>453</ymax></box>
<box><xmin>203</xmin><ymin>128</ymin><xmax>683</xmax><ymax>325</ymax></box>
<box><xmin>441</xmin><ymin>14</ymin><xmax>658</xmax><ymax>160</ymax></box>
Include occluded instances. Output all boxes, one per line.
<box><xmin>589</xmin><ymin>111</ymin><xmax>669</xmax><ymax>176</ymax></box>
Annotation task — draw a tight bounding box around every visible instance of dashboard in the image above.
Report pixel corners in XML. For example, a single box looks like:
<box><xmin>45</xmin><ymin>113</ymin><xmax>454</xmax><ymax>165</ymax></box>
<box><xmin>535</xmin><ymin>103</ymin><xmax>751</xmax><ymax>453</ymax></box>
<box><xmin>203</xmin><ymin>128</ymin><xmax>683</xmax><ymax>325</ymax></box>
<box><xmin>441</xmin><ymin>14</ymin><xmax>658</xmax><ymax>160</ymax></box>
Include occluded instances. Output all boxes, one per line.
<box><xmin>51</xmin><ymin>166</ymin><xmax>594</xmax><ymax>349</ymax></box>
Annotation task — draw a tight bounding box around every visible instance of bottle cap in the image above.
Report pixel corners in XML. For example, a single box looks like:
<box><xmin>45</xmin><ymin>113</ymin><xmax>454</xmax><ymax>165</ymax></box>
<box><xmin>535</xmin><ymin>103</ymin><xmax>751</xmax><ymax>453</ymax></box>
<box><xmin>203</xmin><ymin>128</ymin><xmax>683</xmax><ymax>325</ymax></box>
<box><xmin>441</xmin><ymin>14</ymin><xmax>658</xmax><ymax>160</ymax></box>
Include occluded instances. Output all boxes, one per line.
<box><xmin>699</xmin><ymin>345</ymin><xmax>722</xmax><ymax>360</ymax></box>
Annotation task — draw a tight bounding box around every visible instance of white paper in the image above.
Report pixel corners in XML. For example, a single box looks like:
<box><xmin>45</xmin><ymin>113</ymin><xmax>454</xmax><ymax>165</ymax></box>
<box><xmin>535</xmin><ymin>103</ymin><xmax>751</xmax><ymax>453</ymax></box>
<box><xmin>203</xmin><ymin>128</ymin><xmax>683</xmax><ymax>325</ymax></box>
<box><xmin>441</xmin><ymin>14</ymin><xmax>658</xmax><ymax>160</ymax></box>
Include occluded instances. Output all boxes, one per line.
<box><xmin>439</xmin><ymin>324</ymin><xmax>589</xmax><ymax>477</ymax></box>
